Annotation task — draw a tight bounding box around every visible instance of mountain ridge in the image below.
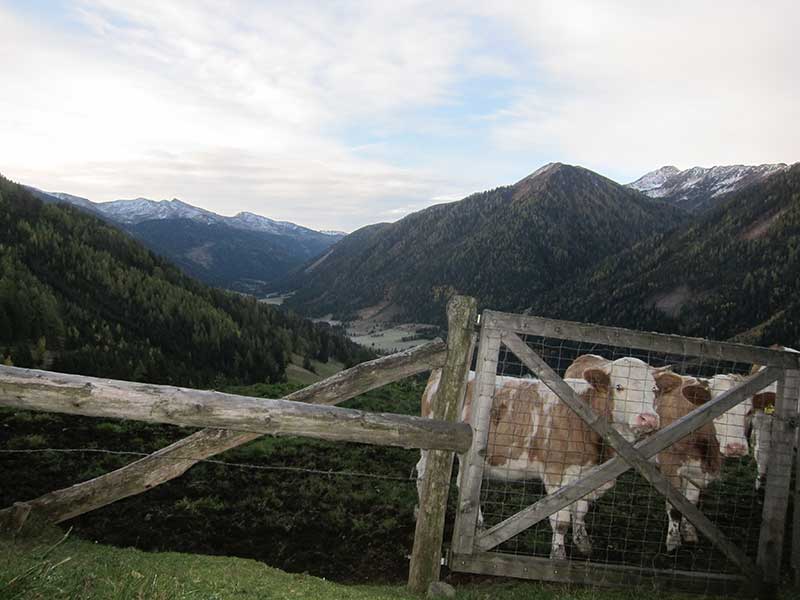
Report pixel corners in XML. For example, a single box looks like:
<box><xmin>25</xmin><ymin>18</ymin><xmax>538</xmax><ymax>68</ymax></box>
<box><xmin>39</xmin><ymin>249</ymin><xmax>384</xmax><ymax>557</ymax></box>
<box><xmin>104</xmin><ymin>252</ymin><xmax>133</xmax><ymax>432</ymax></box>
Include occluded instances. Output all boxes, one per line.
<box><xmin>627</xmin><ymin>163</ymin><xmax>791</xmax><ymax>212</ymax></box>
<box><xmin>26</xmin><ymin>187</ymin><xmax>344</xmax><ymax>295</ymax></box>
<box><xmin>283</xmin><ymin>162</ymin><xmax>686</xmax><ymax>323</ymax></box>
<box><xmin>531</xmin><ymin>162</ymin><xmax>800</xmax><ymax>347</ymax></box>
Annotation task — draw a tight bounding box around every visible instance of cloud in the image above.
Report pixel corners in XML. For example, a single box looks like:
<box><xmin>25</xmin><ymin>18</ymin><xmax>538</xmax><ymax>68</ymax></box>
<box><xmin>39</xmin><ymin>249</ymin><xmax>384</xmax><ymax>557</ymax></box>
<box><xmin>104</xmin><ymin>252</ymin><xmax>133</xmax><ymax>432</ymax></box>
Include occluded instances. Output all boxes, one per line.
<box><xmin>2</xmin><ymin>1</ymin><xmax>798</xmax><ymax>230</ymax></box>
<box><xmin>480</xmin><ymin>0</ymin><xmax>800</xmax><ymax>179</ymax></box>
<box><xmin>1</xmin><ymin>0</ymin><xmax>482</xmax><ymax>229</ymax></box>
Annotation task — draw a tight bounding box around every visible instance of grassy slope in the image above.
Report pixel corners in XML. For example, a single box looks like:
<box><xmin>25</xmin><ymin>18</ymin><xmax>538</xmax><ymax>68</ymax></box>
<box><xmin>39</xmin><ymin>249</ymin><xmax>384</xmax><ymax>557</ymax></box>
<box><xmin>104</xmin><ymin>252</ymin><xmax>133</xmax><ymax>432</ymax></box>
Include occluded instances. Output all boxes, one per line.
<box><xmin>0</xmin><ymin>528</ymin><xmax>713</xmax><ymax>600</ymax></box>
<box><xmin>285</xmin><ymin>354</ymin><xmax>346</xmax><ymax>385</ymax></box>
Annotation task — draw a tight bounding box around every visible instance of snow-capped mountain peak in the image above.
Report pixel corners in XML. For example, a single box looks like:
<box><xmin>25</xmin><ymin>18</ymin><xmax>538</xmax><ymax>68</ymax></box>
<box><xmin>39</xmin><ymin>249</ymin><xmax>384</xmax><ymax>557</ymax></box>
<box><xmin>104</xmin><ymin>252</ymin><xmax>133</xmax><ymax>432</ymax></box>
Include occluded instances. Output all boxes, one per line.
<box><xmin>627</xmin><ymin>166</ymin><xmax>681</xmax><ymax>195</ymax></box>
<box><xmin>95</xmin><ymin>197</ymin><xmax>221</xmax><ymax>225</ymax></box>
<box><xmin>626</xmin><ymin>163</ymin><xmax>791</xmax><ymax>212</ymax></box>
<box><xmin>35</xmin><ymin>189</ymin><xmax>344</xmax><ymax>240</ymax></box>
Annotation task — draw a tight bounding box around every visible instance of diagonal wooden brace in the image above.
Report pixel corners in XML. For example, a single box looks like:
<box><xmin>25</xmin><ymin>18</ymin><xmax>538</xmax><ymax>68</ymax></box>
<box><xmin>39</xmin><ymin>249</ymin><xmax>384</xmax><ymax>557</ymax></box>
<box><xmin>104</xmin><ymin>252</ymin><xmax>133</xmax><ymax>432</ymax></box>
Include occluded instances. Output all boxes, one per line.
<box><xmin>481</xmin><ymin>332</ymin><xmax>766</xmax><ymax>581</ymax></box>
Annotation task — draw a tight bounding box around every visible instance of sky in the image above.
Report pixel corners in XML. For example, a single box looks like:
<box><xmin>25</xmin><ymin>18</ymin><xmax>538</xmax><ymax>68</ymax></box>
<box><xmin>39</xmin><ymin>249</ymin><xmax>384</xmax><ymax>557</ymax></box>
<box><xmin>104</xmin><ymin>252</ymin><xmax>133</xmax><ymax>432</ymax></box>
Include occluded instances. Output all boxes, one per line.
<box><xmin>2</xmin><ymin>1</ymin><xmax>798</xmax><ymax>231</ymax></box>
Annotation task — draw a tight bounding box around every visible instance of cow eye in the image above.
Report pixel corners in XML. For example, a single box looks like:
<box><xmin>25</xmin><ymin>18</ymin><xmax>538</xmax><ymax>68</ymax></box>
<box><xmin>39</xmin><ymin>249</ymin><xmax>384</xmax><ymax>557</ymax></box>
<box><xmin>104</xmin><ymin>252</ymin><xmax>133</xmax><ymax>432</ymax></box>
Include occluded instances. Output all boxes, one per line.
<box><xmin>615</xmin><ymin>384</ymin><xmax>624</xmax><ymax>392</ymax></box>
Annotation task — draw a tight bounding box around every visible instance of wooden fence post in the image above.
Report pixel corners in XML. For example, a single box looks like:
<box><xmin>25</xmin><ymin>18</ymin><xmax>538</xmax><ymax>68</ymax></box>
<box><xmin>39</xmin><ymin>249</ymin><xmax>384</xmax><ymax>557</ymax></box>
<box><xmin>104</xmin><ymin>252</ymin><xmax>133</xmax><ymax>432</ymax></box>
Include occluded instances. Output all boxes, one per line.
<box><xmin>757</xmin><ymin>368</ymin><xmax>800</xmax><ymax>597</ymax></box>
<box><xmin>408</xmin><ymin>295</ymin><xmax>476</xmax><ymax>595</ymax></box>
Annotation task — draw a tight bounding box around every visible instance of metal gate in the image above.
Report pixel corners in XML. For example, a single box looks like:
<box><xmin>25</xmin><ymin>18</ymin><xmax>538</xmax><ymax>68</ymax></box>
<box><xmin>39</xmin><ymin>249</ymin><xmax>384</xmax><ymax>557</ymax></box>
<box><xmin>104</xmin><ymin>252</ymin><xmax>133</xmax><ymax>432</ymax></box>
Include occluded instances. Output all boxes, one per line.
<box><xmin>448</xmin><ymin>310</ymin><xmax>799</xmax><ymax>595</ymax></box>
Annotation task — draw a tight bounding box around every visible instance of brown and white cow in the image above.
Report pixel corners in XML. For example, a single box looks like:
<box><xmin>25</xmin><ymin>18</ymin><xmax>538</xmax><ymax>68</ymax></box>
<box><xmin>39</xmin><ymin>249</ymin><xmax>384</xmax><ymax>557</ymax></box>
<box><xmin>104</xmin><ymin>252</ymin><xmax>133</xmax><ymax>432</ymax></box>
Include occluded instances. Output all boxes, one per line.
<box><xmin>653</xmin><ymin>371</ymin><xmax>756</xmax><ymax>551</ymax></box>
<box><xmin>417</xmin><ymin>356</ymin><xmax>660</xmax><ymax>559</ymax></box>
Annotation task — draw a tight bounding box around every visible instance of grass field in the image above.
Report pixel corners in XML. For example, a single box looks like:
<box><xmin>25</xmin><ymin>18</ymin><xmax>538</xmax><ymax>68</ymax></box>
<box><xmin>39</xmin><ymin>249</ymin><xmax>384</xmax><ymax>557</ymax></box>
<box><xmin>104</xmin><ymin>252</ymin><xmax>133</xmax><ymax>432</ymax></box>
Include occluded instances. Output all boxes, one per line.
<box><xmin>0</xmin><ymin>527</ymin><xmax>733</xmax><ymax>600</ymax></box>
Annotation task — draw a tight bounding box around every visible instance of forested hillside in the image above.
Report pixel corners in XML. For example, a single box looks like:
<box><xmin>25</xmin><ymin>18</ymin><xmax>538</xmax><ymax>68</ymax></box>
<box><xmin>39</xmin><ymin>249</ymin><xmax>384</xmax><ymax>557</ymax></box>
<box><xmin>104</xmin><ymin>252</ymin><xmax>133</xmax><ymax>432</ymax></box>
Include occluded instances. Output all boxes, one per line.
<box><xmin>0</xmin><ymin>175</ymin><xmax>371</xmax><ymax>387</ymax></box>
<box><xmin>284</xmin><ymin>163</ymin><xmax>685</xmax><ymax>323</ymax></box>
<box><xmin>529</xmin><ymin>163</ymin><xmax>800</xmax><ymax>347</ymax></box>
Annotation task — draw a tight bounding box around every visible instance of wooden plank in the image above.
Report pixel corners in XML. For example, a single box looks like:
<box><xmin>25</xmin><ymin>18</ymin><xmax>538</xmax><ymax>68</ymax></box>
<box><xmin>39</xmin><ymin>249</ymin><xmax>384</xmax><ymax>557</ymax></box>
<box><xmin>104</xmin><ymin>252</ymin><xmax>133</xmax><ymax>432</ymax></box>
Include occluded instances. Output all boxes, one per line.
<box><xmin>792</xmin><ymin>396</ymin><xmax>800</xmax><ymax>588</ymax></box>
<box><xmin>794</xmin><ymin>406</ymin><xmax>800</xmax><ymax>587</ymax></box>
<box><xmin>0</xmin><ymin>341</ymin><xmax>447</xmax><ymax>528</ymax></box>
<box><xmin>476</xmin><ymin>353</ymin><xmax>782</xmax><ymax>551</ymax></box>
<box><xmin>757</xmin><ymin>369</ymin><xmax>800</xmax><ymax>590</ymax></box>
<box><xmin>0</xmin><ymin>365</ymin><xmax>471</xmax><ymax>452</ymax></box>
<box><xmin>283</xmin><ymin>339</ymin><xmax>446</xmax><ymax>404</ymax></box>
<box><xmin>449</xmin><ymin>552</ymin><xmax>750</xmax><ymax>596</ymax></box>
<box><xmin>408</xmin><ymin>296</ymin><xmax>477</xmax><ymax>594</ymax></box>
<box><xmin>491</xmin><ymin>332</ymin><xmax>761</xmax><ymax>581</ymax></box>
<box><xmin>449</xmin><ymin>325</ymin><xmax>502</xmax><ymax>555</ymax></box>
<box><xmin>484</xmin><ymin>310</ymin><xmax>800</xmax><ymax>369</ymax></box>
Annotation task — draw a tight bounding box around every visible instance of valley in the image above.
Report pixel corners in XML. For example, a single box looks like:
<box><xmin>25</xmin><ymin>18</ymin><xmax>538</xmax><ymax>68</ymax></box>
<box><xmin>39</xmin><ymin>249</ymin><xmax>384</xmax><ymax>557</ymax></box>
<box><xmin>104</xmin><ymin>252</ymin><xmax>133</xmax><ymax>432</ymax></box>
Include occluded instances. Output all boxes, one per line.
<box><xmin>3</xmin><ymin>159</ymin><xmax>800</xmax><ymax>596</ymax></box>
<box><xmin>4</xmin><ymin>4</ymin><xmax>798</xmax><ymax>597</ymax></box>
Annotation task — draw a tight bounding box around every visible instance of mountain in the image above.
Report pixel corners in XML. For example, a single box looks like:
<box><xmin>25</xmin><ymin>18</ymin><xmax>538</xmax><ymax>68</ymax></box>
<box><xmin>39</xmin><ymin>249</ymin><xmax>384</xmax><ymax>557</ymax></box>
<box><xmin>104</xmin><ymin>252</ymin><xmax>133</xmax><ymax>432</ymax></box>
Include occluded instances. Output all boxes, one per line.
<box><xmin>531</xmin><ymin>163</ymin><xmax>800</xmax><ymax>347</ymax></box>
<box><xmin>283</xmin><ymin>163</ymin><xmax>686</xmax><ymax>324</ymax></box>
<box><xmin>0</xmin><ymin>174</ymin><xmax>370</xmax><ymax>386</ymax></box>
<box><xmin>627</xmin><ymin>163</ymin><xmax>790</xmax><ymax>212</ymax></box>
<box><xmin>25</xmin><ymin>190</ymin><xmax>343</xmax><ymax>294</ymax></box>
<box><xmin>127</xmin><ymin>218</ymin><xmax>336</xmax><ymax>295</ymax></box>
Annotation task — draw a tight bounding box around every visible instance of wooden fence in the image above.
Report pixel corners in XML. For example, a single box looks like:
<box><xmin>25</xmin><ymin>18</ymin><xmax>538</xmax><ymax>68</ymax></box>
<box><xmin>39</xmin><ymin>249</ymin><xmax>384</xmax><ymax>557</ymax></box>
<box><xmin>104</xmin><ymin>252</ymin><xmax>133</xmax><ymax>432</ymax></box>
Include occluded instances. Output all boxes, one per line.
<box><xmin>0</xmin><ymin>295</ymin><xmax>477</xmax><ymax>596</ymax></box>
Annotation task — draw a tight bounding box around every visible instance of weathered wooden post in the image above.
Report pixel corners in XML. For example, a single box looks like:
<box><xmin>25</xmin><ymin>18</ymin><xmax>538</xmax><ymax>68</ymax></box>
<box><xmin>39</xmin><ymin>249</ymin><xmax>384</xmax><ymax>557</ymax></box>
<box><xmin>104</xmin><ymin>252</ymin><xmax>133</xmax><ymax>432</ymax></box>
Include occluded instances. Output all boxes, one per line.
<box><xmin>408</xmin><ymin>295</ymin><xmax>476</xmax><ymax>595</ymax></box>
<box><xmin>757</xmin><ymin>368</ymin><xmax>800</xmax><ymax>598</ymax></box>
<box><xmin>794</xmin><ymin>413</ymin><xmax>800</xmax><ymax>587</ymax></box>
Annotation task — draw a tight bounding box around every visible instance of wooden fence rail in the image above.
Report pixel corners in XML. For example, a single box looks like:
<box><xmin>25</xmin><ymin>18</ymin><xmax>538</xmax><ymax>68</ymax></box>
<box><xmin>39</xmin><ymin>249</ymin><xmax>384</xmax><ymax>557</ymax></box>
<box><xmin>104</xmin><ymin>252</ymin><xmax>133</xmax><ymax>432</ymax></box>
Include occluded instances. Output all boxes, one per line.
<box><xmin>0</xmin><ymin>364</ymin><xmax>471</xmax><ymax>452</ymax></box>
<box><xmin>0</xmin><ymin>340</ymin><xmax>447</xmax><ymax>528</ymax></box>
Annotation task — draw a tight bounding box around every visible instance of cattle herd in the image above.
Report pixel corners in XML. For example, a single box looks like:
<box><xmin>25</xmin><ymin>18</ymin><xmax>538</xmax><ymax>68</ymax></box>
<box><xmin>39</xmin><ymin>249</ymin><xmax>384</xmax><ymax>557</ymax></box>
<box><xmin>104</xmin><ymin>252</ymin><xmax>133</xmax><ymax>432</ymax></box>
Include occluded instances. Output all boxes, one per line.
<box><xmin>417</xmin><ymin>347</ymin><xmax>795</xmax><ymax>562</ymax></box>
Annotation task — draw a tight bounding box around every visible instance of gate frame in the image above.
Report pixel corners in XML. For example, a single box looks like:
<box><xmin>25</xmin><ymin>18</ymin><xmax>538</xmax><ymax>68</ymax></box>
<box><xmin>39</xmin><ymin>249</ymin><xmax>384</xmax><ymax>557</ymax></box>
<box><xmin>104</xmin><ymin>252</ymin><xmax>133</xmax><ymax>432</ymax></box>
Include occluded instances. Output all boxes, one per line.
<box><xmin>449</xmin><ymin>310</ymin><xmax>800</xmax><ymax>597</ymax></box>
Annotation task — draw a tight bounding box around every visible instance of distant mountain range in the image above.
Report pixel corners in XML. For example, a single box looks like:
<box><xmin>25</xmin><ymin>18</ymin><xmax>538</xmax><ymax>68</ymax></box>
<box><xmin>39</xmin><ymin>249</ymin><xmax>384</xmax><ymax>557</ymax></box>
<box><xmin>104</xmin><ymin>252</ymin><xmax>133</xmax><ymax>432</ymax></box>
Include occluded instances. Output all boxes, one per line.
<box><xmin>19</xmin><ymin>159</ymin><xmax>800</xmax><ymax>350</ymax></box>
<box><xmin>26</xmin><ymin>189</ymin><xmax>344</xmax><ymax>295</ymax></box>
<box><xmin>282</xmin><ymin>160</ymin><xmax>800</xmax><ymax>350</ymax></box>
<box><xmin>283</xmin><ymin>162</ymin><xmax>685</xmax><ymax>322</ymax></box>
<box><xmin>626</xmin><ymin>163</ymin><xmax>789</xmax><ymax>212</ymax></box>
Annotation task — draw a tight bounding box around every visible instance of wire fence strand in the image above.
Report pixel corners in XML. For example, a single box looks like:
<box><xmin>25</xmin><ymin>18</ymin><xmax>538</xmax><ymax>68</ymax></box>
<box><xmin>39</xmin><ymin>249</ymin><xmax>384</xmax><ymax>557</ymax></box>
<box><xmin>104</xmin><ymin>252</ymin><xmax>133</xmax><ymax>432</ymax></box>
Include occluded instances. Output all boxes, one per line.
<box><xmin>0</xmin><ymin>448</ymin><xmax>417</xmax><ymax>483</ymax></box>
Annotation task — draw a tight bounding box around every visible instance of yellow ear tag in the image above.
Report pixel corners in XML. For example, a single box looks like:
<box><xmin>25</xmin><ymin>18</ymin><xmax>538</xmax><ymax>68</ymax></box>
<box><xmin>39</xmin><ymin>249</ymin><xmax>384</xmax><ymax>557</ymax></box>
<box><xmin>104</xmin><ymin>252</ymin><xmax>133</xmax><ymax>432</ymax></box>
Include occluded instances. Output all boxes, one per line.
<box><xmin>764</xmin><ymin>405</ymin><xmax>775</xmax><ymax>415</ymax></box>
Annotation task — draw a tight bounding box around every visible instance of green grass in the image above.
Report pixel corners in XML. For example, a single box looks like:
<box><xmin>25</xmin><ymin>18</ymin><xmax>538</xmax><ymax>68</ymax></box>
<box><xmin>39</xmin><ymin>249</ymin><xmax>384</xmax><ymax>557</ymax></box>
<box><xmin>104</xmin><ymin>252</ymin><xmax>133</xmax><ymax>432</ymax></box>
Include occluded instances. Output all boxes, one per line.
<box><xmin>286</xmin><ymin>354</ymin><xmax>347</xmax><ymax>385</ymax></box>
<box><xmin>0</xmin><ymin>527</ymin><xmax>728</xmax><ymax>600</ymax></box>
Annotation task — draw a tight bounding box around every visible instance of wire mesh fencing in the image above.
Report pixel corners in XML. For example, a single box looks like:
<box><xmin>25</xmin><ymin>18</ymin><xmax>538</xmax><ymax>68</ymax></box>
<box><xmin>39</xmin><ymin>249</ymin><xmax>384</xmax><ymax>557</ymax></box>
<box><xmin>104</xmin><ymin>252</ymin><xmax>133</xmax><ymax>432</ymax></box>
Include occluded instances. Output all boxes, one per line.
<box><xmin>450</xmin><ymin>313</ymin><xmax>798</xmax><ymax>595</ymax></box>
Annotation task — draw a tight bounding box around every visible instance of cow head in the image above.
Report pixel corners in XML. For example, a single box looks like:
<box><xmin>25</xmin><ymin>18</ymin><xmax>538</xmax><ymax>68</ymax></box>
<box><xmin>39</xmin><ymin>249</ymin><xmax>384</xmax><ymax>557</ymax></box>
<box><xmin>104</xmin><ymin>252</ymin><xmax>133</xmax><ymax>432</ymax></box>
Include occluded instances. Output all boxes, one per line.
<box><xmin>704</xmin><ymin>374</ymin><xmax>751</xmax><ymax>458</ymax></box>
<box><xmin>604</xmin><ymin>357</ymin><xmax>660</xmax><ymax>440</ymax></box>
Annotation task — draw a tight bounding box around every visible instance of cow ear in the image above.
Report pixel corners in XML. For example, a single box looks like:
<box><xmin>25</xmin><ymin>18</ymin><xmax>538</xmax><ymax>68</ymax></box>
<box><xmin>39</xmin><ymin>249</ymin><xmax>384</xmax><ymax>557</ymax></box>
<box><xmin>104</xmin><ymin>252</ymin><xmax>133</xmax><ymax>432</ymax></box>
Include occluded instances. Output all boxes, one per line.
<box><xmin>654</xmin><ymin>371</ymin><xmax>683</xmax><ymax>392</ymax></box>
<box><xmin>583</xmin><ymin>368</ymin><xmax>610</xmax><ymax>389</ymax></box>
<box><xmin>752</xmin><ymin>392</ymin><xmax>776</xmax><ymax>411</ymax></box>
<box><xmin>682</xmin><ymin>384</ymin><xmax>711</xmax><ymax>406</ymax></box>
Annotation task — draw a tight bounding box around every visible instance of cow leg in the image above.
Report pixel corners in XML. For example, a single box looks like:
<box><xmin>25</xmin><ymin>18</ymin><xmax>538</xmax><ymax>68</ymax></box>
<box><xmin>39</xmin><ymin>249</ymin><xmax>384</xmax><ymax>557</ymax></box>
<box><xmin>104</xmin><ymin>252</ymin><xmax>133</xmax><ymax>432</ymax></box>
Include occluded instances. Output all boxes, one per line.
<box><xmin>570</xmin><ymin>499</ymin><xmax>593</xmax><ymax>556</ymax></box>
<box><xmin>549</xmin><ymin>508</ymin><xmax>571</xmax><ymax>560</ymax></box>
<box><xmin>665</xmin><ymin>501</ymin><xmax>682</xmax><ymax>552</ymax></box>
<box><xmin>679</xmin><ymin>481</ymin><xmax>700</xmax><ymax>544</ymax></box>
<box><xmin>752</xmin><ymin>413</ymin><xmax>772</xmax><ymax>491</ymax></box>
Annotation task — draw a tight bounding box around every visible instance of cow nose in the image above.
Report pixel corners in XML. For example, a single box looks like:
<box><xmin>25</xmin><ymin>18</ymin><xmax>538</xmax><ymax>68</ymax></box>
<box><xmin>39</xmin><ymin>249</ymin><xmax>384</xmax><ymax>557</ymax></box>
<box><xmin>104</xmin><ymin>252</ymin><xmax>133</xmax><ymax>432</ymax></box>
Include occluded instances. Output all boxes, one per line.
<box><xmin>634</xmin><ymin>412</ymin><xmax>659</xmax><ymax>432</ymax></box>
<box><xmin>725</xmin><ymin>442</ymin><xmax>748</xmax><ymax>457</ymax></box>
